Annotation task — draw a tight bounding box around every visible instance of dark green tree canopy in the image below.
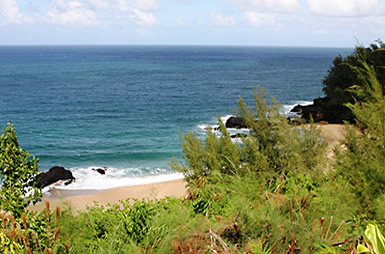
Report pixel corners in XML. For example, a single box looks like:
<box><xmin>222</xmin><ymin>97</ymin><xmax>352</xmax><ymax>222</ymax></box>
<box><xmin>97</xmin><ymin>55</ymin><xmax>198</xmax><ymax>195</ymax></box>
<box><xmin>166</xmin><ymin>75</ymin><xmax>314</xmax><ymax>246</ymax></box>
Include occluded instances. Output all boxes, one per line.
<box><xmin>322</xmin><ymin>40</ymin><xmax>385</xmax><ymax>122</ymax></box>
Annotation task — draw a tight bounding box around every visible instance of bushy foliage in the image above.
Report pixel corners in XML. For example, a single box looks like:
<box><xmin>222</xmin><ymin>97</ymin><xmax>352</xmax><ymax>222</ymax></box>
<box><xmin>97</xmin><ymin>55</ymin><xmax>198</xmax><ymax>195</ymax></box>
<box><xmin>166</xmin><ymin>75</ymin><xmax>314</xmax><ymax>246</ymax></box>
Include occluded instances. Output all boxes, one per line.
<box><xmin>169</xmin><ymin>88</ymin><xmax>363</xmax><ymax>252</ymax></box>
<box><xmin>237</xmin><ymin>88</ymin><xmax>327</xmax><ymax>177</ymax></box>
<box><xmin>0</xmin><ymin>124</ymin><xmax>67</xmax><ymax>253</ymax></box>
<box><xmin>56</xmin><ymin>197</ymin><xmax>205</xmax><ymax>253</ymax></box>
<box><xmin>322</xmin><ymin>40</ymin><xmax>385</xmax><ymax>122</ymax></box>
<box><xmin>335</xmin><ymin>54</ymin><xmax>385</xmax><ymax>213</ymax></box>
<box><xmin>0</xmin><ymin>201</ymin><xmax>66</xmax><ymax>254</ymax></box>
<box><xmin>171</xmin><ymin>88</ymin><xmax>327</xmax><ymax>218</ymax></box>
<box><xmin>0</xmin><ymin>123</ymin><xmax>42</xmax><ymax>216</ymax></box>
<box><xmin>168</xmin><ymin>78</ymin><xmax>384</xmax><ymax>251</ymax></box>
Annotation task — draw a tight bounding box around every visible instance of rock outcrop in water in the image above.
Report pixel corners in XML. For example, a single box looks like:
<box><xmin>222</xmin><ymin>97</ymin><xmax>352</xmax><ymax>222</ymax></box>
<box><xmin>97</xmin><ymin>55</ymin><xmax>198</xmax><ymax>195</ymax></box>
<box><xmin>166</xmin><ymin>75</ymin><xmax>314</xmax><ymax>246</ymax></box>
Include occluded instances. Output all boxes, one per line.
<box><xmin>291</xmin><ymin>98</ymin><xmax>326</xmax><ymax>122</ymax></box>
<box><xmin>290</xmin><ymin>97</ymin><xmax>350</xmax><ymax>123</ymax></box>
<box><xmin>92</xmin><ymin>167</ymin><xmax>107</xmax><ymax>175</ymax></box>
<box><xmin>36</xmin><ymin>166</ymin><xmax>75</xmax><ymax>188</ymax></box>
<box><xmin>225</xmin><ymin>116</ymin><xmax>247</xmax><ymax>129</ymax></box>
<box><xmin>230</xmin><ymin>133</ymin><xmax>248</xmax><ymax>139</ymax></box>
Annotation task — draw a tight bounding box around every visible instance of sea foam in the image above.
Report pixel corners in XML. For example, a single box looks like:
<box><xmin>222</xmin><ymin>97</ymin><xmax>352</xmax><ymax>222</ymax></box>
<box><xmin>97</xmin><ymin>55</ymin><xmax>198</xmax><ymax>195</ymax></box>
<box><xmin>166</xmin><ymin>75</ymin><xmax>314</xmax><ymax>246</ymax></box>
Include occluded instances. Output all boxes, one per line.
<box><xmin>42</xmin><ymin>166</ymin><xmax>183</xmax><ymax>194</ymax></box>
<box><xmin>283</xmin><ymin>100</ymin><xmax>313</xmax><ymax>118</ymax></box>
<box><xmin>197</xmin><ymin>101</ymin><xmax>313</xmax><ymax>135</ymax></box>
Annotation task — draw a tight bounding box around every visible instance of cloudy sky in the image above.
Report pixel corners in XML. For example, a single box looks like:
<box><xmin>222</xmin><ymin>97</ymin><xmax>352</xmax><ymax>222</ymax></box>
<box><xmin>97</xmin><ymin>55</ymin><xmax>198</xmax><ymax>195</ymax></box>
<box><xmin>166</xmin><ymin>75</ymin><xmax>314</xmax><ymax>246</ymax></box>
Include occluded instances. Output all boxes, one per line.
<box><xmin>0</xmin><ymin>0</ymin><xmax>384</xmax><ymax>47</ymax></box>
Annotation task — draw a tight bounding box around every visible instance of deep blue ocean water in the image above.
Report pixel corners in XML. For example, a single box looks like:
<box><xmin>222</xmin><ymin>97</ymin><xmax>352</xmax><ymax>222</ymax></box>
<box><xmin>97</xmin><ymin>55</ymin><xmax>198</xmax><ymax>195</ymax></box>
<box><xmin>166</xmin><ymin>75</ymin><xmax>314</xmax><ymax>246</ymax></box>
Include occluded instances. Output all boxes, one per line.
<box><xmin>0</xmin><ymin>46</ymin><xmax>352</xmax><ymax>189</ymax></box>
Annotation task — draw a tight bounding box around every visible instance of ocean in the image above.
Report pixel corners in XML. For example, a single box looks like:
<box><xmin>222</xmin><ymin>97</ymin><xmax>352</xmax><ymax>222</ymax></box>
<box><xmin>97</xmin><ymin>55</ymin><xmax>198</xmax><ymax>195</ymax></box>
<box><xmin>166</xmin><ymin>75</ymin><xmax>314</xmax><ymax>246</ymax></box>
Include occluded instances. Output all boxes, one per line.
<box><xmin>0</xmin><ymin>46</ymin><xmax>352</xmax><ymax>191</ymax></box>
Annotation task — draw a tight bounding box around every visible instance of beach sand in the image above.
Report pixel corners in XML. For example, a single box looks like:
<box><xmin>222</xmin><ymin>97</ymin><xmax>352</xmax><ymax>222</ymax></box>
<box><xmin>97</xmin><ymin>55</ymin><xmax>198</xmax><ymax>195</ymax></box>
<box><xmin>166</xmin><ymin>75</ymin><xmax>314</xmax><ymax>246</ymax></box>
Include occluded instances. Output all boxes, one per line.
<box><xmin>28</xmin><ymin>124</ymin><xmax>346</xmax><ymax>213</ymax></box>
<box><xmin>29</xmin><ymin>178</ymin><xmax>186</xmax><ymax>213</ymax></box>
<box><xmin>313</xmin><ymin>123</ymin><xmax>347</xmax><ymax>158</ymax></box>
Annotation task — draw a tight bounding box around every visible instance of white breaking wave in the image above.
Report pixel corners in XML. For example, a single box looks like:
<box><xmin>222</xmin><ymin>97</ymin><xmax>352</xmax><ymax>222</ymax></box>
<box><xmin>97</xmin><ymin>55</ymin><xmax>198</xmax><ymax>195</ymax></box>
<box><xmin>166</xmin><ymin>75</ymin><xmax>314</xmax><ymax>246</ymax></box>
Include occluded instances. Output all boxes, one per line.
<box><xmin>197</xmin><ymin>114</ymin><xmax>233</xmax><ymax>132</ymax></box>
<box><xmin>283</xmin><ymin>100</ymin><xmax>313</xmax><ymax>118</ymax></box>
<box><xmin>283</xmin><ymin>100</ymin><xmax>313</xmax><ymax>112</ymax></box>
<box><xmin>197</xmin><ymin>100</ymin><xmax>313</xmax><ymax>134</ymax></box>
<box><xmin>42</xmin><ymin>166</ymin><xmax>183</xmax><ymax>194</ymax></box>
<box><xmin>220</xmin><ymin>114</ymin><xmax>234</xmax><ymax>125</ymax></box>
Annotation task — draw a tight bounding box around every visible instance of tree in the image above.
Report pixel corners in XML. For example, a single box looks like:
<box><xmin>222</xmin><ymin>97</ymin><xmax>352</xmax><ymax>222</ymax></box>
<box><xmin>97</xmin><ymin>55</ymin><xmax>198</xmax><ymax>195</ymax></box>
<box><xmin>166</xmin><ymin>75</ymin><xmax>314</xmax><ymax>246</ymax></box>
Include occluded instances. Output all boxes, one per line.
<box><xmin>322</xmin><ymin>40</ymin><xmax>385</xmax><ymax>122</ymax></box>
<box><xmin>171</xmin><ymin>87</ymin><xmax>326</xmax><ymax>194</ymax></box>
<box><xmin>0</xmin><ymin>123</ymin><xmax>42</xmax><ymax>216</ymax></box>
<box><xmin>335</xmin><ymin>55</ymin><xmax>385</xmax><ymax>211</ymax></box>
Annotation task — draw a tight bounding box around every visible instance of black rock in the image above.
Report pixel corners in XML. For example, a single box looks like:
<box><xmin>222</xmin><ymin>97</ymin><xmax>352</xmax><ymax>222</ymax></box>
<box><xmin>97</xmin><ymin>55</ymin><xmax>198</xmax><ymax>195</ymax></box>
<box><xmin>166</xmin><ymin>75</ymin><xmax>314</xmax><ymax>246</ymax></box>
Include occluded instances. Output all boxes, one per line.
<box><xmin>290</xmin><ymin>97</ymin><xmax>329</xmax><ymax>123</ymax></box>
<box><xmin>36</xmin><ymin>166</ymin><xmax>75</xmax><ymax>188</ymax></box>
<box><xmin>230</xmin><ymin>133</ymin><xmax>248</xmax><ymax>139</ymax></box>
<box><xmin>225</xmin><ymin>117</ymin><xmax>247</xmax><ymax>129</ymax></box>
<box><xmin>290</xmin><ymin>104</ymin><xmax>304</xmax><ymax>113</ymax></box>
<box><xmin>92</xmin><ymin>167</ymin><xmax>107</xmax><ymax>175</ymax></box>
<box><xmin>291</xmin><ymin>96</ymin><xmax>355</xmax><ymax>124</ymax></box>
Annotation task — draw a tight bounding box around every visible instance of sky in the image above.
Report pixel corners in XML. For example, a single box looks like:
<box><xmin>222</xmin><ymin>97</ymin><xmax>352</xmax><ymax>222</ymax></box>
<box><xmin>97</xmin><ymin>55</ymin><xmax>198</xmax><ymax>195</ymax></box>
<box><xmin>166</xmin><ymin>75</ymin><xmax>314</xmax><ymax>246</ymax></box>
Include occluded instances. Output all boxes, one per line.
<box><xmin>0</xmin><ymin>0</ymin><xmax>384</xmax><ymax>47</ymax></box>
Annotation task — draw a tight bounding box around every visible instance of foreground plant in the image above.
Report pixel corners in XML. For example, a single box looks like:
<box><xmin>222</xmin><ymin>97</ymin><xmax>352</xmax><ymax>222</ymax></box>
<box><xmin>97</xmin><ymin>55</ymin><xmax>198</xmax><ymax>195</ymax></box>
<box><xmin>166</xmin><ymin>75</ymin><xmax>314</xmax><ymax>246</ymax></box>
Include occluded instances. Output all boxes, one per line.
<box><xmin>0</xmin><ymin>123</ymin><xmax>42</xmax><ymax>216</ymax></box>
<box><xmin>0</xmin><ymin>201</ymin><xmax>67</xmax><ymax>254</ymax></box>
<box><xmin>357</xmin><ymin>223</ymin><xmax>385</xmax><ymax>254</ymax></box>
<box><xmin>336</xmin><ymin>53</ymin><xmax>385</xmax><ymax>211</ymax></box>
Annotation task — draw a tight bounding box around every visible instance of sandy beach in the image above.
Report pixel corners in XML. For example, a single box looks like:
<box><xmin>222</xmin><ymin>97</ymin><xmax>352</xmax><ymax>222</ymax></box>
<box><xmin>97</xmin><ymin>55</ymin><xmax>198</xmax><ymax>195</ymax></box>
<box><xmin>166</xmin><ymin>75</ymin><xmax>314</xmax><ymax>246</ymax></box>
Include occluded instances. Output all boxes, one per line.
<box><xmin>29</xmin><ymin>178</ymin><xmax>186</xmax><ymax>213</ymax></box>
<box><xmin>313</xmin><ymin>123</ymin><xmax>347</xmax><ymax>158</ymax></box>
<box><xmin>28</xmin><ymin>124</ymin><xmax>346</xmax><ymax>213</ymax></box>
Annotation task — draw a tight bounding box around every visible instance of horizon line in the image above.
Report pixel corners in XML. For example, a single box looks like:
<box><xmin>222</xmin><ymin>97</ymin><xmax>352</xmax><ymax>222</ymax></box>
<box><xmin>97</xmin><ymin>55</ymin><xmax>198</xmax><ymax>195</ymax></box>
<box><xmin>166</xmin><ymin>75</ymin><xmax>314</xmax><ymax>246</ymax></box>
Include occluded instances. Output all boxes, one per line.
<box><xmin>0</xmin><ymin>43</ymin><xmax>354</xmax><ymax>49</ymax></box>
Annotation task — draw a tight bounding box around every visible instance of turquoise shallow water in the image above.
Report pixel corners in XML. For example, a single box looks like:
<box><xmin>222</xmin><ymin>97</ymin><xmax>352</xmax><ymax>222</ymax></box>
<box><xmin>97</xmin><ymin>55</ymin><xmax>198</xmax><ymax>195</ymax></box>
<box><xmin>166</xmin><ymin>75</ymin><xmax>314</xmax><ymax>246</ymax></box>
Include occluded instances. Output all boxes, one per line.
<box><xmin>0</xmin><ymin>46</ymin><xmax>352</xmax><ymax>189</ymax></box>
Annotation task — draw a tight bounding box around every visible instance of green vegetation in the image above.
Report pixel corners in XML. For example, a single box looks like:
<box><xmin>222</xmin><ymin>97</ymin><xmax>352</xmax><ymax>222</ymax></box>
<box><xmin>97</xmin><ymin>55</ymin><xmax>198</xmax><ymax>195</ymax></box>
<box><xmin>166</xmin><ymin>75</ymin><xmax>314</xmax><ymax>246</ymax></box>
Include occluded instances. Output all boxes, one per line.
<box><xmin>1</xmin><ymin>50</ymin><xmax>385</xmax><ymax>253</ymax></box>
<box><xmin>357</xmin><ymin>224</ymin><xmax>385</xmax><ymax>254</ymax></box>
<box><xmin>0</xmin><ymin>124</ymin><xmax>42</xmax><ymax>216</ymax></box>
<box><xmin>321</xmin><ymin>40</ymin><xmax>385</xmax><ymax>123</ymax></box>
<box><xmin>335</xmin><ymin>56</ymin><xmax>385</xmax><ymax>212</ymax></box>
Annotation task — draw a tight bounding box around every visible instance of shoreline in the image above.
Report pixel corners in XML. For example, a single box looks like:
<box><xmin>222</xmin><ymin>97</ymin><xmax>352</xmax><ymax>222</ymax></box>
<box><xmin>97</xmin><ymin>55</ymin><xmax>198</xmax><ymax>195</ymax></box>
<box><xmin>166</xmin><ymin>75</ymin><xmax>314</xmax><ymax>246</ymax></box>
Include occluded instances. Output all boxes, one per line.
<box><xmin>29</xmin><ymin>178</ymin><xmax>187</xmax><ymax>213</ymax></box>
<box><xmin>44</xmin><ymin>188</ymin><xmax>106</xmax><ymax>200</ymax></box>
<box><xmin>28</xmin><ymin>123</ymin><xmax>346</xmax><ymax>213</ymax></box>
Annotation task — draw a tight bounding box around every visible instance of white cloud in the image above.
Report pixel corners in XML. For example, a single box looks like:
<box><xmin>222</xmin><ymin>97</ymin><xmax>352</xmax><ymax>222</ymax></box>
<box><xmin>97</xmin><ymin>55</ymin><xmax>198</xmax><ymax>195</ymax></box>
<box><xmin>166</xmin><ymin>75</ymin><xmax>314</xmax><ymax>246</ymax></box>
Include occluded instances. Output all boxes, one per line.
<box><xmin>43</xmin><ymin>0</ymin><xmax>158</xmax><ymax>26</ymax></box>
<box><xmin>116</xmin><ymin>0</ymin><xmax>157</xmax><ymax>11</ymax></box>
<box><xmin>0</xmin><ymin>0</ymin><xmax>34</xmax><ymax>24</ymax></box>
<box><xmin>86</xmin><ymin>0</ymin><xmax>111</xmax><ymax>9</ymax></box>
<box><xmin>127</xmin><ymin>8</ymin><xmax>156</xmax><ymax>25</ymax></box>
<box><xmin>237</xmin><ymin>0</ymin><xmax>299</xmax><ymax>13</ymax></box>
<box><xmin>212</xmin><ymin>13</ymin><xmax>235</xmax><ymax>26</ymax></box>
<box><xmin>132</xmin><ymin>0</ymin><xmax>158</xmax><ymax>11</ymax></box>
<box><xmin>45</xmin><ymin>0</ymin><xmax>98</xmax><ymax>25</ymax></box>
<box><xmin>236</xmin><ymin>0</ymin><xmax>296</xmax><ymax>27</ymax></box>
<box><xmin>244</xmin><ymin>11</ymin><xmax>277</xmax><ymax>26</ymax></box>
<box><xmin>116</xmin><ymin>0</ymin><xmax>157</xmax><ymax>25</ymax></box>
<box><xmin>306</xmin><ymin>0</ymin><xmax>379</xmax><ymax>17</ymax></box>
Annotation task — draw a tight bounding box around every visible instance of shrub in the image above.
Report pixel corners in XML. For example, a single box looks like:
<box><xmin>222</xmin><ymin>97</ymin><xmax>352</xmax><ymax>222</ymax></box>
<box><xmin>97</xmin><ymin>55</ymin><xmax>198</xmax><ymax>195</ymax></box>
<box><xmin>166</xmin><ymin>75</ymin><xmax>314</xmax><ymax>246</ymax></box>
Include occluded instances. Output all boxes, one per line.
<box><xmin>336</xmin><ymin>55</ymin><xmax>385</xmax><ymax>212</ymax></box>
<box><xmin>322</xmin><ymin>40</ymin><xmax>385</xmax><ymax>122</ymax></box>
<box><xmin>171</xmin><ymin>87</ymin><xmax>326</xmax><ymax>197</ymax></box>
<box><xmin>0</xmin><ymin>201</ymin><xmax>66</xmax><ymax>254</ymax></box>
<box><xmin>0</xmin><ymin>123</ymin><xmax>42</xmax><ymax>217</ymax></box>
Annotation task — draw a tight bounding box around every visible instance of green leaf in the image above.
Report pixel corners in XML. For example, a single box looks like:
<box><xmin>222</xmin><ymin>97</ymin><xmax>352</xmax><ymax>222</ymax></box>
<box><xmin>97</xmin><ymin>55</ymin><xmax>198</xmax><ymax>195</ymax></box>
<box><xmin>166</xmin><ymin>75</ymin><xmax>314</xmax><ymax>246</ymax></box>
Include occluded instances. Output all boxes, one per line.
<box><xmin>357</xmin><ymin>244</ymin><xmax>371</xmax><ymax>253</ymax></box>
<box><xmin>364</xmin><ymin>224</ymin><xmax>385</xmax><ymax>254</ymax></box>
<box><xmin>0</xmin><ymin>123</ymin><xmax>42</xmax><ymax>216</ymax></box>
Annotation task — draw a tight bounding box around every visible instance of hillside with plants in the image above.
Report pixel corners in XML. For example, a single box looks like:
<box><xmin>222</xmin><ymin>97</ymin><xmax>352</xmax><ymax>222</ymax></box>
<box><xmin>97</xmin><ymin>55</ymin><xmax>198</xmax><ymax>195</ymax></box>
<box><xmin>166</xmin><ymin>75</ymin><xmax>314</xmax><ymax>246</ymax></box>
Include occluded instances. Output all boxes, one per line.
<box><xmin>1</xmin><ymin>51</ymin><xmax>385</xmax><ymax>253</ymax></box>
